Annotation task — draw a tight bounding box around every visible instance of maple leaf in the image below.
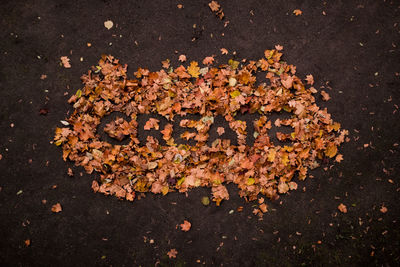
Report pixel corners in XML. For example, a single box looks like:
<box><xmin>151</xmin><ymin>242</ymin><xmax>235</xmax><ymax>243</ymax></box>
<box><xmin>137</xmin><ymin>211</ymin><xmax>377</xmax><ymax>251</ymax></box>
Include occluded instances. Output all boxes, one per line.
<box><xmin>202</xmin><ymin>56</ymin><xmax>215</xmax><ymax>65</ymax></box>
<box><xmin>187</xmin><ymin>61</ymin><xmax>200</xmax><ymax>78</ymax></box>
<box><xmin>278</xmin><ymin>182</ymin><xmax>289</xmax><ymax>194</ymax></box>
<box><xmin>180</xmin><ymin>220</ymin><xmax>191</xmax><ymax>231</ymax></box>
<box><xmin>167</xmin><ymin>248</ymin><xmax>178</xmax><ymax>259</ymax></box>
<box><xmin>217</xmin><ymin>127</ymin><xmax>225</xmax><ymax>136</ymax></box>
<box><xmin>162</xmin><ymin>59</ymin><xmax>170</xmax><ymax>69</ymax></box>
<box><xmin>60</xmin><ymin>56</ymin><xmax>71</xmax><ymax>68</ymax></box>
<box><xmin>305</xmin><ymin>74</ymin><xmax>314</xmax><ymax>85</ymax></box>
<box><xmin>178</xmin><ymin>54</ymin><xmax>187</xmax><ymax>62</ymax></box>
<box><xmin>40</xmin><ymin>74</ymin><xmax>47</xmax><ymax>80</ymax></box>
<box><xmin>208</xmin><ymin>1</ymin><xmax>220</xmax><ymax>11</ymax></box>
<box><xmin>293</xmin><ymin>9</ymin><xmax>302</xmax><ymax>16</ymax></box>
<box><xmin>144</xmin><ymin>118</ymin><xmax>160</xmax><ymax>130</ymax></box>
<box><xmin>338</xmin><ymin>203</ymin><xmax>347</xmax><ymax>213</ymax></box>
<box><xmin>259</xmin><ymin>203</ymin><xmax>268</xmax><ymax>213</ymax></box>
<box><xmin>281</xmin><ymin>75</ymin><xmax>293</xmax><ymax>89</ymax></box>
<box><xmin>275</xmin><ymin>44</ymin><xmax>283</xmax><ymax>51</ymax></box>
<box><xmin>321</xmin><ymin>90</ymin><xmax>330</xmax><ymax>101</ymax></box>
<box><xmin>335</xmin><ymin>154</ymin><xmax>343</xmax><ymax>162</ymax></box>
<box><xmin>220</xmin><ymin>48</ymin><xmax>228</xmax><ymax>55</ymax></box>
<box><xmin>51</xmin><ymin>203</ymin><xmax>62</xmax><ymax>213</ymax></box>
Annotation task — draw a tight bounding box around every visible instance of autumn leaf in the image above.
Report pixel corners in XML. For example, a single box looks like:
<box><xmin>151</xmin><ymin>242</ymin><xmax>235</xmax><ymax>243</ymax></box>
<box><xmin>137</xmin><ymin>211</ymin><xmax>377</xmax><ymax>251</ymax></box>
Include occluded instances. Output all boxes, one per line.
<box><xmin>178</xmin><ymin>54</ymin><xmax>187</xmax><ymax>62</ymax></box>
<box><xmin>51</xmin><ymin>203</ymin><xmax>62</xmax><ymax>213</ymax></box>
<box><xmin>220</xmin><ymin>48</ymin><xmax>228</xmax><ymax>55</ymax></box>
<box><xmin>259</xmin><ymin>203</ymin><xmax>268</xmax><ymax>213</ymax></box>
<box><xmin>278</xmin><ymin>182</ymin><xmax>289</xmax><ymax>194</ymax></box>
<box><xmin>335</xmin><ymin>154</ymin><xmax>343</xmax><ymax>162</ymax></box>
<box><xmin>281</xmin><ymin>75</ymin><xmax>293</xmax><ymax>89</ymax></box>
<box><xmin>338</xmin><ymin>203</ymin><xmax>347</xmax><ymax>213</ymax></box>
<box><xmin>144</xmin><ymin>118</ymin><xmax>160</xmax><ymax>130</ymax></box>
<box><xmin>202</xmin><ymin>56</ymin><xmax>215</xmax><ymax>65</ymax></box>
<box><xmin>325</xmin><ymin>143</ymin><xmax>337</xmax><ymax>158</ymax></box>
<box><xmin>104</xmin><ymin>20</ymin><xmax>113</xmax><ymax>30</ymax></box>
<box><xmin>275</xmin><ymin>44</ymin><xmax>283</xmax><ymax>51</ymax></box>
<box><xmin>380</xmin><ymin>205</ymin><xmax>388</xmax><ymax>213</ymax></box>
<box><xmin>187</xmin><ymin>61</ymin><xmax>200</xmax><ymax>78</ymax></box>
<box><xmin>293</xmin><ymin>9</ymin><xmax>302</xmax><ymax>16</ymax></box>
<box><xmin>217</xmin><ymin>127</ymin><xmax>225</xmax><ymax>136</ymax></box>
<box><xmin>167</xmin><ymin>248</ymin><xmax>178</xmax><ymax>259</ymax></box>
<box><xmin>306</xmin><ymin>74</ymin><xmax>314</xmax><ymax>85</ymax></box>
<box><xmin>208</xmin><ymin>1</ymin><xmax>220</xmax><ymax>12</ymax></box>
<box><xmin>180</xmin><ymin>220</ymin><xmax>191</xmax><ymax>231</ymax></box>
<box><xmin>321</xmin><ymin>90</ymin><xmax>331</xmax><ymax>101</ymax></box>
<box><xmin>60</xmin><ymin>56</ymin><xmax>71</xmax><ymax>68</ymax></box>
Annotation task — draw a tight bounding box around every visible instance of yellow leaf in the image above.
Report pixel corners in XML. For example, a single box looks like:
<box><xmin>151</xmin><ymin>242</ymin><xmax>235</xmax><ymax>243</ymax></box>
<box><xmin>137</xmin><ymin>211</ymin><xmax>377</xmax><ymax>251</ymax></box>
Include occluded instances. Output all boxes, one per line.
<box><xmin>228</xmin><ymin>59</ymin><xmax>239</xmax><ymax>69</ymax></box>
<box><xmin>187</xmin><ymin>61</ymin><xmax>200</xmax><ymax>78</ymax></box>
<box><xmin>247</xmin><ymin>178</ymin><xmax>255</xmax><ymax>185</ymax></box>
<box><xmin>281</xmin><ymin>153</ymin><xmax>289</xmax><ymax>166</ymax></box>
<box><xmin>230</xmin><ymin>90</ymin><xmax>240</xmax><ymax>98</ymax></box>
<box><xmin>177</xmin><ymin>177</ymin><xmax>185</xmax><ymax>186</ymax></box>
<box><xmin>267</xmin><ymin>149</ymin><xmax>276</xmax><ymax>162</ymax></box>
<box><xmin>161</xmin><ymin>186</ymin><xmax>169</xmax><ymax>195</ymax></box>
<box><xmin>325</xmin><ymin>143</ymin><xmax>338</xmax><ymax>158</ymax></box>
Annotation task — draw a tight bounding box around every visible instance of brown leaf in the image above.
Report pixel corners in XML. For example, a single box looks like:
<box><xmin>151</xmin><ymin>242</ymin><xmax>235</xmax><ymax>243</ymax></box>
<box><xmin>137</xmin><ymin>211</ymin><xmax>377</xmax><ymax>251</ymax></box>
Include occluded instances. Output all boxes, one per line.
<box><xmin>60</xmin><ymin>56</ymin><xmax>71</xmax><ymax>68</ymax></box>
<box><xmin>178</xmin><ymin>54</ymin><xmax>187</xmax><ymax>62</ymax></box>
<box><xmin>220</xmin><ymin>48</ymin><xmax>228</xmax><ymax>55</ymax></box>
<box><xmin>51</xmin><ymin>203</ymin><xmax>62</xmax><ymax>213</ymax></box>
<box><xmin>338</xmin><ymin>203</ymin><xmax>347</xmax><ymax>213</ymax></box>
<box><xmin>293</xmin><ymin>9</ymin><xmax>302</xmax><ymax>16</ymax></box>
<box><xmin>167</xmin><ymin>248</ymin><xmax>178</xmax><ymax>259</ymax></box>
<box><xmin>321</xmin><ymin>90</ymin><xmax>331</xmax><ymax>101</ymax></box>
<box><xmin>180</xmin><ymin>220</ymin><xmax>191</xmax><ymax>231</ymax></box>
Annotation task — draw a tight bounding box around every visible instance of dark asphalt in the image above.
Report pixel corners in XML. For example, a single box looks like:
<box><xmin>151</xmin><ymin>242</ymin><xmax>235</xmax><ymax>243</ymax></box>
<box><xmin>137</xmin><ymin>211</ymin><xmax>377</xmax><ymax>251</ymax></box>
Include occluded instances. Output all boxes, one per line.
<box><xmin>0</xmin><ymin>0</ymin><xmax>399</xmax><ymax>266</ymax></box>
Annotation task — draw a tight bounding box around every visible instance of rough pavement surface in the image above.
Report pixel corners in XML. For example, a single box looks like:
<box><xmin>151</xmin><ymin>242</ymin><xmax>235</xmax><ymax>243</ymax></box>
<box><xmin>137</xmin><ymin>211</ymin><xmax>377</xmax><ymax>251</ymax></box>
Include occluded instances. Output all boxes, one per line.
<box><xmin>0</xmin><ymin>0</ymin><xmax>399</xmax><ymax>266</ymax></box>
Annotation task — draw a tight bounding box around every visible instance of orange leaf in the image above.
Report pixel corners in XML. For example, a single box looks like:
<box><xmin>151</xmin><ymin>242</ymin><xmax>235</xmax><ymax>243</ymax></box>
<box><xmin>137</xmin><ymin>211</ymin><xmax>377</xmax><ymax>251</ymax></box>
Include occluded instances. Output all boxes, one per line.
<box><xmin>180</xmin><ymin>220</ymin><xmax>191</xmax><ymax>231</ymax></box>
<box><xmin>338</xmin><ymin>203</ymin><xmax>347</xmax><ymax>213</ymax></box>
<box><xmin>167</xmin><ymin>248</ymin><xmax>178</xmax><ymax>259</ymax></box>
<box><xmin>51</xmin><ymin>203</ymin><xmax>62</xmax><ymax>213</ymax></box>
<box><xmin>293</xmin><ymin>9</ymin><xmax>302</xmax><ymax>16</ymax></box>
<box><xmin>187</xmin><ymin>61</ymin><xmax>200</xmax><ymax>78</ymax></box>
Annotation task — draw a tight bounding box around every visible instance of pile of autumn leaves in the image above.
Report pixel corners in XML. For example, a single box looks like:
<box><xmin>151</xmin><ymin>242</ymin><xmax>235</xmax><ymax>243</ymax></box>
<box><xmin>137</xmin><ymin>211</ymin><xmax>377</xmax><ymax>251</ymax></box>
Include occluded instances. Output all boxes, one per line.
<box><xmin>54</xmin><ymin>48</ymin><xmax>347</xmax><ymax>215</ymax></box>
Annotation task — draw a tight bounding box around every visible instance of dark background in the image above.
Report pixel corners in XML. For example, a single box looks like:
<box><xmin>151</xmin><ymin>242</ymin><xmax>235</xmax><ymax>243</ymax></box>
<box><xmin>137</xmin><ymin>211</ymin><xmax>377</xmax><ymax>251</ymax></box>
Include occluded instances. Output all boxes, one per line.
<box><xmin>1</xmin><ymin>0</ymin><xmax>399</xmax><ymax>266</ymax></box>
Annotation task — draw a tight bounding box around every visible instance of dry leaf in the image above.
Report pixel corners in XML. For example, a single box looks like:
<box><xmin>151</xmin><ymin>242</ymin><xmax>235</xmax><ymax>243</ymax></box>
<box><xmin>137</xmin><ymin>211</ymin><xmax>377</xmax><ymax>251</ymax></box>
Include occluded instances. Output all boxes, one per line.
<box><xmin>275</xmin><ymin>44</ymin><xmax>283</xmax><ymax>51</ymax></box>
<box><xmin>220</xmin><ymin>48</ymin><xmax>228</xmax><ymax>55</ymax></box>
<box><xmin>167</xmin><ymin>248</ymin><xmax>178</xmax><ymax>259</ymax></box>
<box><xmin>104</xmin><ymin>20</ymin><xmax>114</xmax><ymax>30</ymax></box>
<box><xmin>178</xmin><ymin>54</ymin><xmax>187</xmax><ymax>62</ymax></box>
<box><xmin>60</xmin><ymin>56</ymin><xmax>71</xmax><ymax>68</ymax></box>
<box><xmin>321</xmin><ymin>90</ymin><xmax>331</xmax><ymax>101</ymax></box>
<box><xmin>187</xmin><ymin>61</ymin><xmax>200</xmax><ymax>78</ymax></box>
<box><xmin>202</xmin><ymin>56</ymin><xmax>215</xmax><ymax>65</ymax></box>
<box><xmin>180</xmin><ymin>220</ymin><xmax>191</xmax><ymax>231</ymax></box>
<box><xmin>51</xmin><ymin>203</ymin><xmax>62</xmax><ymax>213</ymax></box>
<box><xmin>380</xmin><ymin>205</ymin><xmax>388</xmax><ymax>213</ymax></box>
<box><xmin>293</xmin><ymin>9</ymin><xmax>302</xmax><ymax>16</ymax></box>
<box><xmin>306</xmin><ymin>74</ymin><xmax>314</xmax><ymax>85</ymax></box>
<box><xmin>208</xmin><ymin>1</ymin><xmax>220</xmax><ymax>12</ymax></box>
<box><xmin>338</xmin><ymin>203</ymin><xmax>347</xmax><ymax>213</ymax></box>
<box><xmin>217</xmin><ymin>127</ymin><xmax>225</xmax><ymax>136</ymax></box>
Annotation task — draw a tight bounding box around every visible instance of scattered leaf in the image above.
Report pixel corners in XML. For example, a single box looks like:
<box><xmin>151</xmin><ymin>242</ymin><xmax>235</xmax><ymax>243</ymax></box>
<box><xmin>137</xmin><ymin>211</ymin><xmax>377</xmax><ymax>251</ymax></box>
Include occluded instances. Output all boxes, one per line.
<box><xmin>51</xmin><ymin>203</ymin><xmax>62</xmax><ymax>213</ymax></box>
<box><xmin>104</xmin><ymin>20</ymin><xmax>114</xmax><ymax>30</ymax></box>
<box><xmin>338</xmin><ymin>203</ymin><xmax>347</xmax><ymax>213</ymax></box>
<box><xmin>167</xmin><ymin>248</ymin><xmax>178</xmax><ymax>259</ymax></box>
<box><xmin>180</xmin><ymin>220</ymin><xmax>191</xmax><ymax>231</ymax></box>
<box><xmin>60</xmin><ymin>56</ymin><xmax>71</xmax><ymax>68</ymax></box>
